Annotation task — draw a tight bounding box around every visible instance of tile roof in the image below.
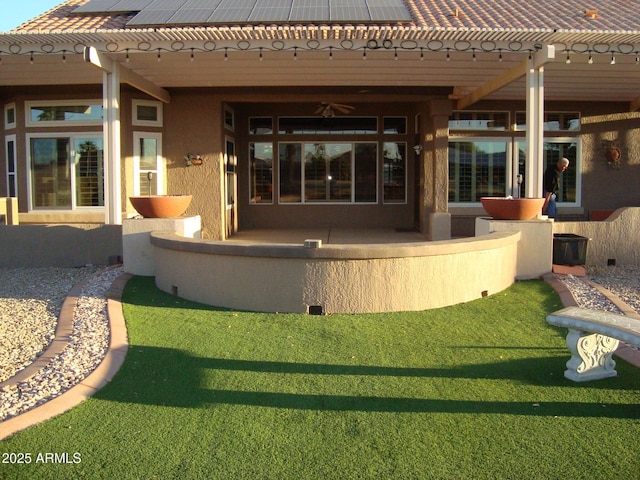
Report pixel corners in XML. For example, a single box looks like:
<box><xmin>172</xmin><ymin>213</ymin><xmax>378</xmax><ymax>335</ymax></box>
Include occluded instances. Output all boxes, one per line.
<box><xmin>9</xmin><ymin>0</ymin><xmax>640</xmax><ymax>33</ymax></box>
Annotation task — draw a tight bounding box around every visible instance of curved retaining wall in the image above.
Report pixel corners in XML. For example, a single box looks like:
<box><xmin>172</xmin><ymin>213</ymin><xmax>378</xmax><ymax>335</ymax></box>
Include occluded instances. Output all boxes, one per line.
<box><xmin>150</xmin><ymin>230</ymin><xmax>520</xmax><ymax>314</ymax></box>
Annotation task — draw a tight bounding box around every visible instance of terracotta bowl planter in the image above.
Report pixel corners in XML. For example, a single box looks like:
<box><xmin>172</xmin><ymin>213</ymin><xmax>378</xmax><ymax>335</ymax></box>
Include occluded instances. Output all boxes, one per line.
<box><xmin>480</xmin><ymin>197</ymin><xmax>545</xmax><ymax>220</ymax></box>
<box><xmin>130</xmin><ymin>195</ymin><xmax>192</xmax><ymax>218</ymax></box>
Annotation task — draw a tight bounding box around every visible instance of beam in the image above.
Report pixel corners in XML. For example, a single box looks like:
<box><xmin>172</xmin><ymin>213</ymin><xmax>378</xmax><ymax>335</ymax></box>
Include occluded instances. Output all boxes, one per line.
<box><xmin>84</xmin><ymin>46</ymin><xmax>170</xmax><ymax>103</ymax></box>
<box><xmin>456</xmin><ymin>45</ymin><xmax>555</xmax><ymax>110</ymax></box>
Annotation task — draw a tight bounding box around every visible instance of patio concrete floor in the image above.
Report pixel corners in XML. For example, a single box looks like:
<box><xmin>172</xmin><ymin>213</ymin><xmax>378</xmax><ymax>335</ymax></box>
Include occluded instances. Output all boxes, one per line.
<box><xmin>226</xmin><ymin>228</ymin><xmax>429</xmax><ymax>245</ymax></box>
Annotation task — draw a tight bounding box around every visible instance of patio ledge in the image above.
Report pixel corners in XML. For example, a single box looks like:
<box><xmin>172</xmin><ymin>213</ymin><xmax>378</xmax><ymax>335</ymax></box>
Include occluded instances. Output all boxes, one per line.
<box><xmin>150</xmin><ymin>230</ymin><xmax>520</xmax><ymax>260</ymax></box>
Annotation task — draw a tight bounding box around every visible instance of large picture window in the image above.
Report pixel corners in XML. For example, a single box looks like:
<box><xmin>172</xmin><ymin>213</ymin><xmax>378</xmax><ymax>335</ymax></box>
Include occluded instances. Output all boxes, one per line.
<box><xmin>279</xmin><ymin>142</ymin><xmax>377</xmax><ymax>204</ymax></box>
<box><xmin>448</xmin><ymin>140</ymin><xmax>508</xmax><ymax>203</ymax></box>
<box><xmin>28</xmin><ymin>134</ymin><xmax>104</xmax><ymax>209</ymax></box>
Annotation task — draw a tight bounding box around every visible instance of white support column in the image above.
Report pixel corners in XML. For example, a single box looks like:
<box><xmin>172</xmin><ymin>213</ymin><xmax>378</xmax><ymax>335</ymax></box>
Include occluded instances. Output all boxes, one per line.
<box><xmin>103</xmin><ymin>62</ymin><xmax>122</xmax><ymax>225</ymax></box>
<box><xmin>525</xmin><ymin>60</ymin><xmax>544</xmax><ymax>199</ymax></box>
<box><xmin>525</xmin><ymin>45</ymin><xmax>554</xmax><ymax>200</ymax></box>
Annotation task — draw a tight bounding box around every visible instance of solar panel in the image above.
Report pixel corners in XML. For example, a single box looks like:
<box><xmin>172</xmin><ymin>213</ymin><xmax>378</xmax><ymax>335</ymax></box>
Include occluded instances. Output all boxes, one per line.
<box><xmin>167</xmin><ymin>9</ymin><xmax>217</xmax><ymax>25</ymax></box>
<box><xmin>74</xmin><ymin>0</ymin><xmax>413</xmax><ymax>25</ymax></box>
<box><xmin>127</xmin><ymin>10</ymin><xmax>180</xmax><ymax>26</ymax></box>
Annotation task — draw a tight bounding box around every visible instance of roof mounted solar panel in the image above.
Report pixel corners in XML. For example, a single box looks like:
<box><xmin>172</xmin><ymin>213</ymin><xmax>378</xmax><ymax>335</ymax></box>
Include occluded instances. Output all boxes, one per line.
<box><xmin>73</xmin><ymin>0</ymin><xmax>154</xmax><ymax>14</ymax></box>
<box><xmin>167</xmin><ymin>9</ymin><xmax>217</xmax><ymax>25</ymax></box>
<box><xmin>126</xmin><ymin>9</ymin><xmax>178</xmax><ymax>26</ymax></box>
<box><xmin>74</xmin><ymin>0</ymin><xmax>414</xmax><ymax>26</ymax></box>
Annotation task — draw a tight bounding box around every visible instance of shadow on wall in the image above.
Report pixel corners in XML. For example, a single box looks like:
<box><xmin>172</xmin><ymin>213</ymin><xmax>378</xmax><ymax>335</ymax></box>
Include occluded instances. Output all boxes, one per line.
<box><xmin>0</xmin><ymin>224</ymin><xmax>122</xmax><ymax>267</ymax></box>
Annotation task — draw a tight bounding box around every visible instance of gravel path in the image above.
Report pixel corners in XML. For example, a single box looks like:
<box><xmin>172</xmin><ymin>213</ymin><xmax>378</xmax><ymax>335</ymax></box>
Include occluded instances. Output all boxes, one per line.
<box><xmin>0</xmin><ymin>264</ymin><xmax>638</xmax><ymax>424</ymax></box>
<box><xmin>0</xmin><ymin>266</ymin><xmax>122</xmax><ymax>422</ymax></box>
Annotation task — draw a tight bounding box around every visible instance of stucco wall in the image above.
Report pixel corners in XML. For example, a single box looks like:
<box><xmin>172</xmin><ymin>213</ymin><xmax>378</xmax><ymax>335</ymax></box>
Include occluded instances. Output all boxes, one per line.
<box><xmin>151</xmin><ymin>230</ymin><xmax>519</xmax><ymax>314</ymax></box>
<box><xmin>553</xmin><ymin>207</ymin><xmax>640</xmax><ymax>266</ymax></box>
<box><xmin>0</xmin><ymin>224</ymin><xmax>122</xmax><ymax>267</ymax></box>
<box><xmin>161</xmin><ymin>90</ymin><xmax>226</xmax><ymax>240</ymax></box>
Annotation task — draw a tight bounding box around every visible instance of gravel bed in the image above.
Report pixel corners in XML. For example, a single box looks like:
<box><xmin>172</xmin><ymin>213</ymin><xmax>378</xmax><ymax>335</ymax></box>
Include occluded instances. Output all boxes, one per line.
<box><xmin>0</xmin><ymin>266</ymin><xmax>122</xmax><ymax>422</ymax></box>
<box><xmin>588</xmin><ymin>265</ymin><xmax>640</xmax><ymax>313</ymax></box>
<box><xmin>0</xmin><ymin>266</ymin><xmax>100</xmax><ymax>383</ymax></box>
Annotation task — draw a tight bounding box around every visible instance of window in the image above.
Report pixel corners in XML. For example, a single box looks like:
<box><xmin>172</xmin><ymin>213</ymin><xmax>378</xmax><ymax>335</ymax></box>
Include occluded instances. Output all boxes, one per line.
<box><xmin>249</xmin><ymin>143</ymin><xmax>273</xmax><ymax>204</ymax></box>
<box><xmin>383</xmin><ymin>117</ymin><xmax>407</xmax><ymax>134</ymax></box>
<box><xmin>279</xmin><ymin>142</ymin><xmax>377</xmax><ymax>204</ymax></box>
<box><xmin>449</xmin><ymin>111</ymin><xmax>509</xmax><ymax>131</ymax></box>
<box><xmin>4</xmin><ymin>104</ymin><xmax>16</xmax><ymax>129</ymax></box>
<box><xmin>133</xmin><ymin>133</ymin><xmax>163</xmax><ymax>196</ymax></box>
<box><xmin>249</xmin><ymin>117</ymin><xmax>273</xmax><ymax>135</ymax></box>
<box><xmin>5</xmin><ymin>135</ymin><xmax>17</xmax><ymax>197</ymax></box>
<box><xmin>226</xmin><ymin>138</ymin><xmax>236</xmax><ymax>207</ymax></box>
<box><xmin>133</xmin><ymin>100</ymin><xmax>162</xmax><ymax>127</ymax></box>
<box><xmin>515</xmin><ymin>112</ymin><xmax>580</xmax><ymax>132</ymax></box>
<box><xmin>278</xmin><ymin>117</ymin><xmax>377</xmax><ymax>135</ymax></box>
<box><xmin>28</xmin><ymin>134</ymin><xmax>104</xmax><ymax>209</ymax></box>
<box><xmin>224</xmin><ymin>106</ymin><xmax>235</xmax><ymax>131</ymax></box>
<box><xmin>543</xmin><ymin>140</ymin><xmax>579</xmax><ymax>203</ymax></box>
<box><xmin>383</xmin><ymin>142</ymin><xmax>406</xmax><ymax>203</ymax></box>
<box><xmin>448</xmin><ymin>140</ymin><xmax>509</xmax><ymax>203</ymax></box>
<box><xmin>26</xmin><ymin>101</ymin><xmax>103</xmax><ymax>127</ymax></box>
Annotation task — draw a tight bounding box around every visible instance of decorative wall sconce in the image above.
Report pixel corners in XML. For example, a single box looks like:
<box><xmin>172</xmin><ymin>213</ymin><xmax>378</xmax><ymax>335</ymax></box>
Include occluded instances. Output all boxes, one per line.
<box><xmin>604</xmin><ymin>143</ymin><xmax>622</xmax><ymax>169</ymax></box>
<box><xmin>184</xmin><ymin>153</ymin><xmax>203</xmax><ymax>166</ymax></box>
<box><xmin>413</xmin><ymin>145</ymin><xmax>423</xmax><ymax>155</ymax></box>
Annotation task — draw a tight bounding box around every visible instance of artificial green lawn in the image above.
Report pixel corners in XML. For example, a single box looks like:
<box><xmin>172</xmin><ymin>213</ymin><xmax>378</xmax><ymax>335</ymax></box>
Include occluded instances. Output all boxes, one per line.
<box><xmin>2</xmin><ymin>277</ymin><xmax>639</xmax><ymax>479</ymax></box>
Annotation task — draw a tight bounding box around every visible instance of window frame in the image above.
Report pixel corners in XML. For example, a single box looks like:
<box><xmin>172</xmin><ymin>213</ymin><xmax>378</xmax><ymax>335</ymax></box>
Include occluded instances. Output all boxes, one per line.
<box><xmin>25</xmin><ymin>100</ymin><xmax>103</xmax><ymax>127</ymax></box>
<box><xmin>4</xmin><ymin>103</ymin><xmax>16</xmax><ymax>129</ymax></box>
<box><xmin>277</xmin><ymin>141</ymin><xmax>379</xmax><ymax>205</ymax></box>
<box><xmin>26</xmin><ymin>132</ymin><xmax>105</xmax><ymax>211</ymax></box>
<box><xmin>448</xmin><ymin>137</ymin><xmax>513</xmax><ymax>206</ymax></box>
<box><xmin>5</xmin><ymin>134</ymin><xmax>17</xmax><ymax>197</ymax></box>
<box><xmin>132</xmin><ymin>99</ymin><xmax>163</xmax><ymax>127</ymax></box>
<box><xmin>133</xmin><ymin>132</ymin><xmax>164</xmax><ymax>196</ymax></box>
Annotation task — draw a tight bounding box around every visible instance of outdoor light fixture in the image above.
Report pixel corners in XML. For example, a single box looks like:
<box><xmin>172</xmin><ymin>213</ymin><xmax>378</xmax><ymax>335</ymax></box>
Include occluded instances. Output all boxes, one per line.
<box><xmin>413</xmin><ymin>145</ymin><xmax>423</xmax><ymax>155</ymax></box>
<box><xmin>565</xmin><ymin>54</ymin><xmax>571</xmax><ymax>64</ymax></box>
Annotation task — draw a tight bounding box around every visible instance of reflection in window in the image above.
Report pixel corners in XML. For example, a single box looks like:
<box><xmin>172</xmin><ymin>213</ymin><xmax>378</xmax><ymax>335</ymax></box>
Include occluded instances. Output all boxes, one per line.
<box><xmin>304</xmin><ymin>143</ymin><xmax>352</xmax><ymax>202</ymax></box>
<box><xmin>279</xmin><ymin>142</ymin><xmax>377</xmax><ymax>204</ymax></box>
<box><xmin>515</xmin><ymin>112</ymin><xmax>580</xmax><ymax>131</ymax></box>
<box><xmin>5</xmin><ymin>137</ymin><xmax>17</xmax><ymax>197</ymax></box>
<box><xmin>28</xmin><ymin>103</ymin><xmax>103</xmax><ymax>124</ymax></box>
<box><xmin>279</xmin><ymin>143</ymin><xmax>302</xmax><ymax>203</ymax></box>
<box><xmin>355</xmin><ymin>143</ymin><xmax>377</xmax><ymax>203</ymax></box>
<box><xmin>30</xmin><ymin>136</ymin><xmax>104</xmax><ymax>209</ymax></box>
<box><xmin>250</xmin><ymin>143</ymin><xmax>273</xmax><ymax>204</ymax></box>
<box><xmin>383</xmin><ymin>117</ymin><xmax>407</xmax><ymax>134</ymax></box>
<box><xmin>74</xmin><ymin>138</ymin><xmax>104</xmax><ymax>207</ymax></box>
<box><xmin>249</xmin><ymin>117</ymin><xmax>273</xmax><ymax>135</ymax></box>
<box><xmin>543</xmin><ymin>142</ymin><xmax>578</xmax><ymax>202</ymax></box>
<box><xmin>449</xmin><ymin>141</ymin><xmax>507</xmax><ymax>202</ymax></box>
<box><xmin>279</xmin><ymin>117</ymin><xmax>377</xmax><ymax>134</ymax></box>
<box><xmin>383</xmin><ymin>143</ymin><xmax>406</xmax><ymax>203</ymax></box>
<box><xmin>449</xmin><ymin>111</ymin><xmax>509</xmax><ymax>131</ymax></box>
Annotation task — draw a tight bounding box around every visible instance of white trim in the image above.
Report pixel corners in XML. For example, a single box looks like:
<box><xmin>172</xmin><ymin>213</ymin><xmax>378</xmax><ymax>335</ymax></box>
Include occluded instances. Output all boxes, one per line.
<box><xmin>133</xmin><ymin>131</ymin><xmax>164</xmax><ymax>196</ymax></box>
<box><xmin>132</xmin><ymin>99</ymin><xmax>163</xmax><ymax>127</ymax></box>
<box><xmin>224</xmin><ymin>105</ymin><xmax>235</xmax><ymax>132</ymax></box>
<box><xmin>5</xmin><ymin>134</ymin><xmax>17</xmax><ymax>197</ymax></box>
<box><xmin>4</xmin><ymin>103</ymin><xmax>16</xmax><ymax>130</ymax></box>
<box><xmin>25</xmin><ymin>100</ymin><xmax>103</xmax><ymax>127</ymax></box>
<box><xmin>25</xmin><ymin>132</ymin><xmax>105</xmax><ymax>212</ymax></box>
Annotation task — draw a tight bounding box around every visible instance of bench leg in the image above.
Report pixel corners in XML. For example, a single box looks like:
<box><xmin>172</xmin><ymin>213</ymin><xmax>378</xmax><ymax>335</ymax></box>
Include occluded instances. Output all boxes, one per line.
<box><xmin>564</xmin><ymin>329</ymin><xmax>620</xmax><ymax>382</ymax></box>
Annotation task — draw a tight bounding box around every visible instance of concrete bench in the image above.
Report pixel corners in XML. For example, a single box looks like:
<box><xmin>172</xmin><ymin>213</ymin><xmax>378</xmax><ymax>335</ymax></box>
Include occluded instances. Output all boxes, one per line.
<box><xmin>546</xmin><ymin>306</ymin><xmax>640</xmax><ymax>382</ymax></box>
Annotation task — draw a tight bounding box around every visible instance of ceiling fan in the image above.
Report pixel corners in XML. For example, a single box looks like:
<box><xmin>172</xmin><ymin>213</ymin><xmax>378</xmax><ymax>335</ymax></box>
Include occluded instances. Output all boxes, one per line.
<box><xmin>315</xmin><ymin>102</ymin><xmax>355</xmax><ymax>118</ymax></box>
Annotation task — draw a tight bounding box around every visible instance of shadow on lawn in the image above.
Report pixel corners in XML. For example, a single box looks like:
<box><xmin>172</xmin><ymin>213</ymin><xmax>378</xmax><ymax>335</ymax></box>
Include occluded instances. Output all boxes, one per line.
<box><xmin>93</xmin><ymin>345</ymin><xmax>640</xmax><ymax>418</ymax></box>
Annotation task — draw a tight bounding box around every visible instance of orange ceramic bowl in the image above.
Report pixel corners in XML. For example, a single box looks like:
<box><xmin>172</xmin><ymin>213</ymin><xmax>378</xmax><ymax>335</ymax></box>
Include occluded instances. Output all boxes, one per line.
<box><xmin>480</xmin><ymin>197</ymin><xmax>545</xmax><ymax>220</ymax></box>
<box><xmin>130</xmin><ymin>195</ymin><xmax>192</xmax><ymax>218</ymax></box>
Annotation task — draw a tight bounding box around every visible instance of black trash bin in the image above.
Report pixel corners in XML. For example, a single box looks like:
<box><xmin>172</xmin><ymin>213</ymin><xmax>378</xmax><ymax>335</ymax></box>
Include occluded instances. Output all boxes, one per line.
<box><xmin>553</xmin><ymin>233</ymin><xmax>589</xmax><ymax>266</ymax></box>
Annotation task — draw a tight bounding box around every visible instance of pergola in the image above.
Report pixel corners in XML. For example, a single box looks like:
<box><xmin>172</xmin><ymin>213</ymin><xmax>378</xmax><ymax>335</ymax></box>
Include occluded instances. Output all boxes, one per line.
<box><xmin>2</xmin><ymin>22</ymin><xmax>639</xmax><ymax>224</ymax></box>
